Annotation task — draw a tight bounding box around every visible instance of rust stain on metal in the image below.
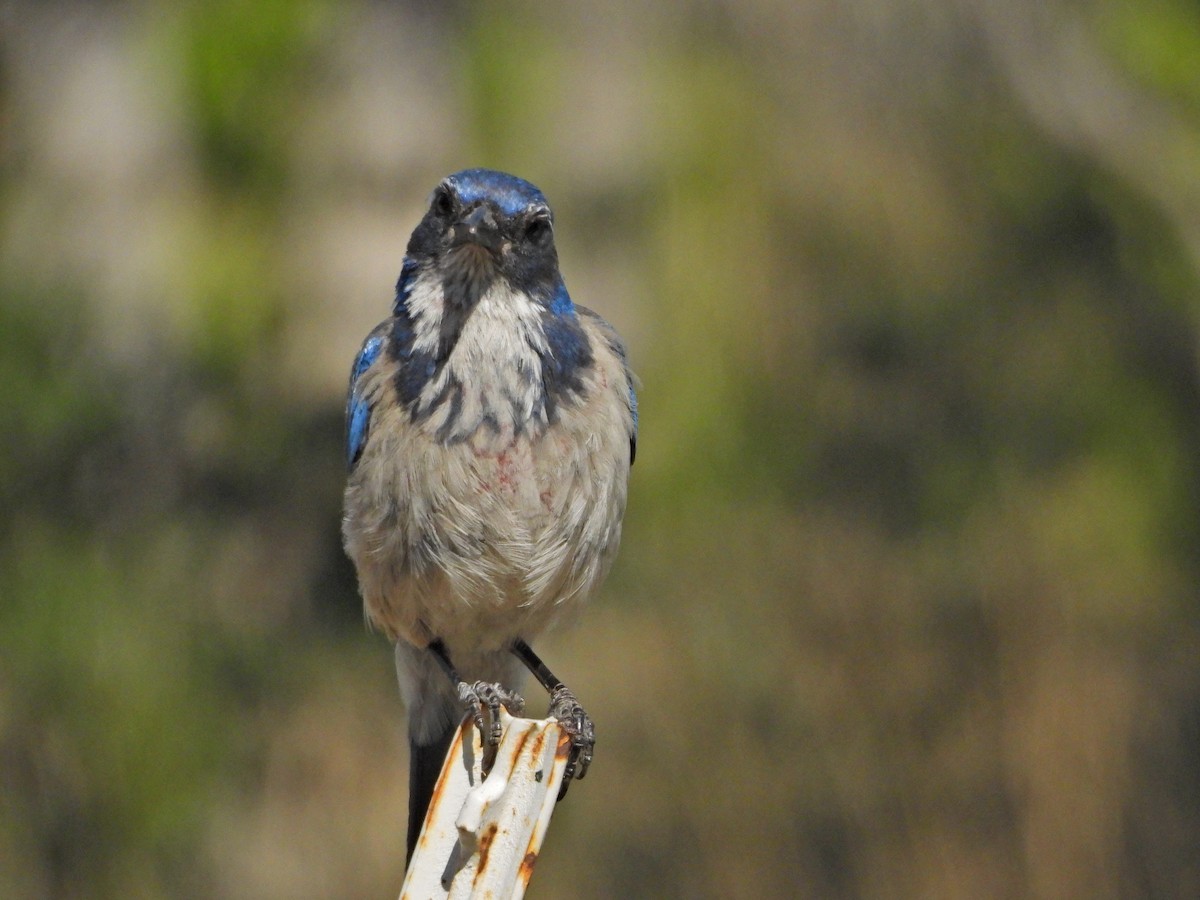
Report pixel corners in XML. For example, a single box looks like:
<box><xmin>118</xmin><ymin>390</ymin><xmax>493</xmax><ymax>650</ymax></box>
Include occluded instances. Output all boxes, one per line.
<box><xmin>528</xmin><ymin>729</ymin><xmax>546</xmax><ymax>761</ymax></box>
<box><xmin>554</xmin><ymin>726</ymin><xmax>572</xmax><ymax>762</ymax></box>
<box><xmin>473</xmin><ymin>822</ymin><xmax>500</xmax><ymax>886</ymax></box>
<box><xmin>518</xmin><ymin>849</ymin><xmax>539</xmax><ymax>886</ymax></box>
<box><xmin>416</xmin><ymin>724</ymin><xmax>466</xmax><ymax>854</ymax></box>
<box><xmin>504</xmin><ymin>722</ymin><xmax>535</xmax><ymax>764</ymax></box>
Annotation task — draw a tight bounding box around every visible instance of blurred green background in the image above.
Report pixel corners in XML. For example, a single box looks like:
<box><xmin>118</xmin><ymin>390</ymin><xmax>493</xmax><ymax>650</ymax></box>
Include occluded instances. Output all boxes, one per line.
<box><xmin>3</xmin><ymin>1</ymin><xmax>1200</xmax><ymax>897</ymax></box>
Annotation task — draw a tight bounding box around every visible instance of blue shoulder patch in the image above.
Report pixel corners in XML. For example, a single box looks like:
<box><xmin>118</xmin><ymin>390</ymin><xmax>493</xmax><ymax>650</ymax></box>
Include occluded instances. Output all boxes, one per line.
<box><xmin>346</xmin><ymin>330</ymin><xmax>386</xmax><ymax>468</ymax></box>
<box><xmin>548</xmin><ymin>281</ymin><xmax>574</xmax><ymax>316</ymax></box>
<box><xmin>540</xmin><ymin>294</ymin><xmax>592</xmax><ymax>416</ymax></box>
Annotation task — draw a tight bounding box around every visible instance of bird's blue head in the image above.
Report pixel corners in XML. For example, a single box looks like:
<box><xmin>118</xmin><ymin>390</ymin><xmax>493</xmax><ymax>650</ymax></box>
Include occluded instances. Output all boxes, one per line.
<box><xmin>447</xmin><ymin>169</ymin><xmax>549</xmax><ymax>218</ymax></box>
<box><xmin>397</xmin><ymin>168</ymin><xmax>565</xmax><ymax>314</ymax></box>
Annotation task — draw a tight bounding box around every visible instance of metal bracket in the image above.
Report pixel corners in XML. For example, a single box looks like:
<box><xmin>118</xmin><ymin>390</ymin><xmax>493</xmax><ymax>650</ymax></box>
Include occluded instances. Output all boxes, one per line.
<box><xmin>400</xmin><ymin>710</ymin><xmax>571</xmax><ymax>899</ymax></box>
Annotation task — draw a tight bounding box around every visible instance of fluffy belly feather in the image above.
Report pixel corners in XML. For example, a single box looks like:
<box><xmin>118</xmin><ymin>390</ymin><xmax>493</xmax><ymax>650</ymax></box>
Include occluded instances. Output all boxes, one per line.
<box><xmin>343</xmin><ymin>400</ymin><xmax>626</xmax><ymax>653</ymax></box>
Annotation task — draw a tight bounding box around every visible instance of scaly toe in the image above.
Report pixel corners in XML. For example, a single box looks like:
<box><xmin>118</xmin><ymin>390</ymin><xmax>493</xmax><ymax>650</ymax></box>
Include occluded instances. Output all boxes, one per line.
<box><xmin>458</xmin><ymin>681</ymin><xmax>525</xmax><ymax>745</ymax></box>
<box><xmin>548</xmin><ymin>685</ymin><xmax>595</xmax><ymax>795</ymax></box>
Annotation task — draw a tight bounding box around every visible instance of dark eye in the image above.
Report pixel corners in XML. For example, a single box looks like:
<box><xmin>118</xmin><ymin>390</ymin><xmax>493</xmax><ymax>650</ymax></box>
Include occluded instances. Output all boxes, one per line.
<box><xmin>430</xmin><ymin>185</ymin><xmax>454</xmax><ymax>218</ymax></box>
<box><xmin>525</xmin><ymin>215</ymin><xmax>552</xmax><ymax>247</ymax></box>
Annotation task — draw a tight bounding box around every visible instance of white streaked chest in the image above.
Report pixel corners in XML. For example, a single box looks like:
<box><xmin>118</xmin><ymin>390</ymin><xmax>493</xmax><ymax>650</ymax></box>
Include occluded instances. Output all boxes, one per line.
<box><xmin>406</xmin><ymin>277</ymin><xmax>550</xmax><ymax>446</ymax></box>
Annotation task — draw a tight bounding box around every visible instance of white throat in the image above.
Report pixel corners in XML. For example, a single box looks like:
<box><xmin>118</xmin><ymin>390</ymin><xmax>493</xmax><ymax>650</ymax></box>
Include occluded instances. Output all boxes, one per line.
<box><xmin>407</xmin><ymin>275</ymin><xmax>550</xmax><ymax>444</ymax></box>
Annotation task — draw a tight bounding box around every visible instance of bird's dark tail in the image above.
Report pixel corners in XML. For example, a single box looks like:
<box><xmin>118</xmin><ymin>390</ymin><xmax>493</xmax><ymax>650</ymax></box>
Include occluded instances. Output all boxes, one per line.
<box><xmin>406</xmin><ymin>719</ymin><xmax>457</xmax><ymax>865</ymax></box>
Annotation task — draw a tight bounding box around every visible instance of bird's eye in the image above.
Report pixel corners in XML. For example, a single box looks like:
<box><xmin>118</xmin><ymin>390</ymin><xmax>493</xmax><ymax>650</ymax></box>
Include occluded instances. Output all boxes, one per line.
<box><xmin>430</xmin><ymin>186</ymin><xmax>454</xmax><ymax>218</ymax></box>
<box><xmin>525</xmin><ymin>215</ymin><xmax>552</xmax><ymax>247</ymax></box>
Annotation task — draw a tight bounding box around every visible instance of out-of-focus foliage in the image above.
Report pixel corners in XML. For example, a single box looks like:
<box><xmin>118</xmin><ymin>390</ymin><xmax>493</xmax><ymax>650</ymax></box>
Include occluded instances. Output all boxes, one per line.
<box><xmin>3</xmin><ymin>1</ymin><xmax>1200</xmax><ymax>897</ymax></box>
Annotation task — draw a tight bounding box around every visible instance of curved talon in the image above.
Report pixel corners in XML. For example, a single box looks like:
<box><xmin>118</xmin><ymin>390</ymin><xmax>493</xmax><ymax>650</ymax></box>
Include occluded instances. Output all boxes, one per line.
<box><xmin>457</xmin><ymin>681</ymin><xmax>524</xmax><ymax>745</ymax></box>
<box><xmin>548</xmin><ymin>685</ymin><xmax>595</xmax><ymax>797</ymax></box>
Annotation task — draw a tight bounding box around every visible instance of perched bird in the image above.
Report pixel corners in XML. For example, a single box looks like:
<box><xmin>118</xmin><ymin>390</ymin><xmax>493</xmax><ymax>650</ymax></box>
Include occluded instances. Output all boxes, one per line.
<box><xmin>341</xmin><ymin>169</ymin><xmax>637</xmax><ymax>862</ymax></box>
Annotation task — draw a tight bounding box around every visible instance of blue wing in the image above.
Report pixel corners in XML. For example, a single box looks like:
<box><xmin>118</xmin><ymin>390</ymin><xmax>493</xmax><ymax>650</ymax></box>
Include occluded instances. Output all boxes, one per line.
<box><xmin>628</xmin><ymin>380</ymin><xmax>638</xmax><ymax>465</ymax></box>
<box><xmin>345</xmin><ymin>326</ymin><xmax>388</xmax><ymax>469</ymax></box>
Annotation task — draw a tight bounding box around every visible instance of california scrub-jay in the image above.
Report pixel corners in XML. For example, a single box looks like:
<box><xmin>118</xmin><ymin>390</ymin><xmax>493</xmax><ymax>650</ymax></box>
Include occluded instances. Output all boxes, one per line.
<box><xmin>341</xmin><ymin>169</ymin><xmax>637</xmax><ymax>862</ymax></box>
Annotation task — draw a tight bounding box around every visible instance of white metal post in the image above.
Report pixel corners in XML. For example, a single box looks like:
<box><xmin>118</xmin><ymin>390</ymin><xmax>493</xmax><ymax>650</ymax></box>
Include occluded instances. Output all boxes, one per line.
<box><xmin>400</xmin><ymin>711</ymin><xmax>571</xmax><ymax>899</ymax></box>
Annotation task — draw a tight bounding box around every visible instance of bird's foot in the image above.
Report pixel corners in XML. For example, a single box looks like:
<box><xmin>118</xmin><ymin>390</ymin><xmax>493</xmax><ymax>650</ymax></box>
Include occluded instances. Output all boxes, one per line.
<box><xmin>457</xmin><ymin>681</ymin><xmax>525</xmax><ymax>746</ymax></box>
<box><xmin>549</xmin><ymin>685</ymin><xmax>594</xmax><ymax>798</ymax></box>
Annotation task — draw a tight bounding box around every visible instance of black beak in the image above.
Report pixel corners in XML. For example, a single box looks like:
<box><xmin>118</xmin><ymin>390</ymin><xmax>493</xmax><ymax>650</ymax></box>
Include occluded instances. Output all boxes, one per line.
<box><xmin>451</xmin><ymin>205</ymin><xmax>501</xmax><ymax>252</ymax></box>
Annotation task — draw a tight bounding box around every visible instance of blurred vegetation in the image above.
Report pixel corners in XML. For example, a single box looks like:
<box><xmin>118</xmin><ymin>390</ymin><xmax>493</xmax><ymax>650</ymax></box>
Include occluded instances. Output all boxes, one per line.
<box><xmin>3</xmin><ymin>1</ymin><xmax>1200</xmax><ymax>898</ymax></box>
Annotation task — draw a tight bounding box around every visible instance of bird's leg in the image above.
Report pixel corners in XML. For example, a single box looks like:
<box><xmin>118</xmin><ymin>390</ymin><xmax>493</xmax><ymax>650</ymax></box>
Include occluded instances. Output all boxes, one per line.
<box><xmin>428</xmin><ymin>639</ymin><xmax>524</xmax><ymax>748</ymax></box>
<box><xmin>510</xmin><ymin>638</ymin><xmax>595</xmax><ymax>798</ymax></box>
